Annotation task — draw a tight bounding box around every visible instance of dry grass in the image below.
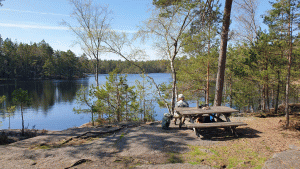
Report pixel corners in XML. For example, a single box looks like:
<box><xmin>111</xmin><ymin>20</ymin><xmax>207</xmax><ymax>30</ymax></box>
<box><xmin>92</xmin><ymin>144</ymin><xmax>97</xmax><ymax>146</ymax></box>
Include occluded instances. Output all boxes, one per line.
<box><xmin>182</xmin><ymin>116</ymin><xmax>300</xmax><ymax>169</ymax></box>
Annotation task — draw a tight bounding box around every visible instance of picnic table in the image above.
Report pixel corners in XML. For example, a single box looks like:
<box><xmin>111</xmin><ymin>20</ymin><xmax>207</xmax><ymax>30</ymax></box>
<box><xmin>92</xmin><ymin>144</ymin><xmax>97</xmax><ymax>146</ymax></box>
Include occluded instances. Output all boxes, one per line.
<box><xmin>175</xmin><ymin>106</ymin><xmax>247</xmax><ymax>138</ymax></box>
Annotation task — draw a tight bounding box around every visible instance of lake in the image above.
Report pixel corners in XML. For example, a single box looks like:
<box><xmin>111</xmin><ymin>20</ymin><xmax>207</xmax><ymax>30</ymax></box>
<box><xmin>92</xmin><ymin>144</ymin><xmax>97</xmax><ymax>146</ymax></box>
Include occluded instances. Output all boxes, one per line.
<box><xmin>1</xmin><ymin>73</ymin><xmax>192</xmax><ymax>131</ymax></box>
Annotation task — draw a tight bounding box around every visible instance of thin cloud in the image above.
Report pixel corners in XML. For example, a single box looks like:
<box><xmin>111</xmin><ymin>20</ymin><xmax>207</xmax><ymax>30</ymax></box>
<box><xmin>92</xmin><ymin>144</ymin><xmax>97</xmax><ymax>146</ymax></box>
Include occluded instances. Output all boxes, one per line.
<box><xmin>0</xmin><ymin>23</ymin><xmax>69</xmax><ymax>30</ymax></box>
<box><xmin>0</xmin><ymin>8</ymin><xmax>70</xmax><ymax>17</ymax></box>
<box><xmin>0</xmin><ymin>22</ymin><xmax>137</xmax><ymax>33</ymax></box>
<box><xmin>114</xmin><ymin>29</ymin><xmax>137</xmax><ymax>34</ymax></box>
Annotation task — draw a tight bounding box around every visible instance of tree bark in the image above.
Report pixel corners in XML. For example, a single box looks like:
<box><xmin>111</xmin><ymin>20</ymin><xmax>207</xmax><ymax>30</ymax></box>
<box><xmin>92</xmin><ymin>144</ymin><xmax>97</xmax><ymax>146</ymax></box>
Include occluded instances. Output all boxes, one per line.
<box><xmin>206</xmin><ymin>26</ymin><xmax>211</xmax><ymax>105</ymax></box>
<box><xmin>21</xmin><ymin>104</ymin><xmax>24</xmax><ymax>136</ymax></box>
<box><xmin>274</xmin><ymin>71</ymin><xmax>280</xmax><ymax>114</ymax></box>
<box><xmin>96</xmin><ymin>58</ymin><xmax>99</xmax><ymax>86</ymax></box>
<box><xmin>170</xmin><ymin>59</ymin><xmax>176</xmax><ymax>115</ymax></box>
<box><xmin>285</xmin><ymin>0</ymin><xmax>292</xmax><ymax>128</ymax></box>
<box><xmin>213</xmin><ymin>0</ymin><xmax>233</xmax><ymax>106</ymax></box>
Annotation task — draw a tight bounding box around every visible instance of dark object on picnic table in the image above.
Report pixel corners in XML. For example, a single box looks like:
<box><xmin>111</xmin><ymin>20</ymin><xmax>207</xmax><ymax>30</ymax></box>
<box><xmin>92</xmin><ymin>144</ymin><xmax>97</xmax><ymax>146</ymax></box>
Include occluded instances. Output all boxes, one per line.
<box><xmin>198</xmin><ymin>104</ymin><xmax>209</xmax><ymax>109</ymax></box>
<box><xmin>197</xmin><ymin>104</ymin><xmax>215</xmax><ymax>123</ymax></box>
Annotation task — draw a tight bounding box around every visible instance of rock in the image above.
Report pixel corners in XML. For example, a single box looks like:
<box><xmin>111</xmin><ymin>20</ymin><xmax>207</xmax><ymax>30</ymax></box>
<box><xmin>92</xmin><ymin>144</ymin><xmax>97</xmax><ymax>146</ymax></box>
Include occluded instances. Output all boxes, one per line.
<box><xmin>200</xmin><ymin>149</ymin><xmax>214</xmax><ymax>155</ymax></box>
<box><xmin>289</xmin><ymin>145</ymin><xmax>300</xmax><ymax>151</ymax></box>
<box><xmin>134</xmin><ymin>163</ymin><xmax>216</xmax><ymax>169</ymax></box>
<box><xmin>263</xmin><ymin>150</ymin><xmax>300</xmax><ymax>169</ymax></box>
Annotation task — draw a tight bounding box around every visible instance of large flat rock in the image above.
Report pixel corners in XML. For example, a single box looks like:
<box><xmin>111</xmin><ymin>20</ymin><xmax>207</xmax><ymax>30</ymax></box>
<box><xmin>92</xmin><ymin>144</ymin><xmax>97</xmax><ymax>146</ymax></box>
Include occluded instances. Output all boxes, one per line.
<box><xmin>263</xmin><ymin>148</ymin><xmax>300</xmax><ymax>169</ymax></box>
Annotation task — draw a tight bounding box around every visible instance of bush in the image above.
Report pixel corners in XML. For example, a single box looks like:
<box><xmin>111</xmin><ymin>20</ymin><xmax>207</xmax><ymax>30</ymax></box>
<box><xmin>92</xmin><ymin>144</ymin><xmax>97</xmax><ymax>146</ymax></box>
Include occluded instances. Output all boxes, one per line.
<box><xmin>0</xmin><ymin>131</ymin><xmax>8</xmax><ymax>145</ymax></box>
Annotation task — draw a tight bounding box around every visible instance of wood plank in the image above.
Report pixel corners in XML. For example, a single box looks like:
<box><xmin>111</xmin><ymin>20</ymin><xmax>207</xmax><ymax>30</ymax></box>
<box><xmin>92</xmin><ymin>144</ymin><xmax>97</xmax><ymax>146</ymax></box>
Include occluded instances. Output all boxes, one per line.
<box><xmin>175</xmin><ymin>106</ymin><xmax>238</xmax><ymax>115</ymax></box>
<box><xmin>186</xmin><ymin>122</ymin><xmax>247</xmax><ymax>128</ymax></box>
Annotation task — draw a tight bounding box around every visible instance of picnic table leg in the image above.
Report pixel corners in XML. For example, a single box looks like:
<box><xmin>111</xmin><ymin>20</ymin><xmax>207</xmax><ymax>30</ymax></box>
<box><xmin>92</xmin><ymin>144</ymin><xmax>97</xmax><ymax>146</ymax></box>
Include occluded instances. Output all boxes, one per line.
<box><xmin>224</xmin><ymin>114</ymin><xmax>238</xmax><ymax>137</ymax></box>
<box><xmin>193</xmin><ymin>128</ymin><xmax>203</xmax><ymax>138</ymax></box>
<box><xmin>179</xmin><ymin>117</ymin><xmax>182</xmax><ymax>129</ymax></box>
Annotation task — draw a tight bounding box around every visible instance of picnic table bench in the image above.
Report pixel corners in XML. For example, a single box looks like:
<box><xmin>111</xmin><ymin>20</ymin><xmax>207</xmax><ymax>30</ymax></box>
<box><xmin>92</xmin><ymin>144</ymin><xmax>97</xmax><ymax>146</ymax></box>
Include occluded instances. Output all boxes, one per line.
<box><xmin>175</xmin><ymin>106</ymin><xmax>247</xmax><ymax>138</ymax></box>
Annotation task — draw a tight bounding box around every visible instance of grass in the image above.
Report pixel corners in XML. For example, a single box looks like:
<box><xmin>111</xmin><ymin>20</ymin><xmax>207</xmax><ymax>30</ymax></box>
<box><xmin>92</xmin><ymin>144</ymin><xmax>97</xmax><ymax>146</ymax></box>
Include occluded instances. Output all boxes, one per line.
<box><xmin>166</xmin><ymin>152</ymin><xmax>183</xmax><ymax>163</ymax></box>
<box><xmin>182</xmin><ymin>143</ymin><xmax>269</xmax><ymax>169</ymax></box>
<box><xmin>119</xmin><ymin>132</ymin><xmax>125</xmax><ymax>139</ymax></box>
<box><xmin>36</xmin><ymin>144</ymin><xmax>51</xmax><ymax>150</ymax></box>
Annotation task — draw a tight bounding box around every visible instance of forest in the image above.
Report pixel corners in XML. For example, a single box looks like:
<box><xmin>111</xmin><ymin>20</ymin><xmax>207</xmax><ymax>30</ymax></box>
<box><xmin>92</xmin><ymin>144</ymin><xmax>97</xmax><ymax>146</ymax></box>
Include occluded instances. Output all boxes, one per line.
<box><xmin>171</xmin><ymin>0</ymin><xmax>300</xmax><ymax>114</ymax></box>
<box><xmin>0</xmin><ymin>37</ymin><xmax>169</xmax><ymax>79</ymax></box>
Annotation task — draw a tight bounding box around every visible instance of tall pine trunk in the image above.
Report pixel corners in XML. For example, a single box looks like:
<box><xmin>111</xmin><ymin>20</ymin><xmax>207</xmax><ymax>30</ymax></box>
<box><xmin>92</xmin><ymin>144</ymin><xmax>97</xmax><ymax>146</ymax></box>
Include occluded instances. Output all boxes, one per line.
<box><xmin>285</xmin><ymin>0</ymin><xmax>292</xmax><ymax>128</ymax></box>
<box><xmin>214</xmin><ymin>0</ymin><xmax>233</xmax><ymax>106</ymax></box>
<box><xmin>275</xmin><ymin>71</ymin><xmax>280</xmax><ymax>114</ymax></box>
<box><xmin>206</xmin><ymin>26</ymin><xmax>211</xmax><ymax>105</ymax></box>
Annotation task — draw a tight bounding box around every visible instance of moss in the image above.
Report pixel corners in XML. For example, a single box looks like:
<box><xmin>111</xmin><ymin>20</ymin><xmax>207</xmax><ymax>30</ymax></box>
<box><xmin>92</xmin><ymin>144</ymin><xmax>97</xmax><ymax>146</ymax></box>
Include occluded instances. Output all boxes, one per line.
<box><xmin>35</xmin><ymin>144</ymin><xmax>51</xmax><ymax>150</ymax></box>
<box><xmin>166</xmin><ymin>152</ymin><xmax>183</xmax><ymax>163</ymax></box>
<box><xmin>183</xmin><ymin>144</ymin><xmax>269</xmax><ymax>169</ymax></box>
<box><xmin>119</xmin><ymin>133</ymin><xmax>125</xmax><ymax>139</ymax></box>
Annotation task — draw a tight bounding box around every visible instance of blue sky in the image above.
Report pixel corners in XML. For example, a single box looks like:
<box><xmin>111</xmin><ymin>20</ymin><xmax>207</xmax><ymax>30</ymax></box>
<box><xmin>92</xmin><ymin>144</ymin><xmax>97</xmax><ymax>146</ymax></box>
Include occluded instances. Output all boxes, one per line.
<box><xmin>0</xmin><ymin>0</ymin><xmax>271</xmax><ymax>60</ymax></box>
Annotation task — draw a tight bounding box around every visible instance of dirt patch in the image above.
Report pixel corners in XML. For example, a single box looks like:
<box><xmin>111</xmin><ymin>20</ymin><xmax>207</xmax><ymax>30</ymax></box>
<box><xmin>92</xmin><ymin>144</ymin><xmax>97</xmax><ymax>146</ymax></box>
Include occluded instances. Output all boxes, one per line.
<box><xmin>180</xmin><ymin>116</ymin><xmax>300</xmax><ymax>168</ymax></box>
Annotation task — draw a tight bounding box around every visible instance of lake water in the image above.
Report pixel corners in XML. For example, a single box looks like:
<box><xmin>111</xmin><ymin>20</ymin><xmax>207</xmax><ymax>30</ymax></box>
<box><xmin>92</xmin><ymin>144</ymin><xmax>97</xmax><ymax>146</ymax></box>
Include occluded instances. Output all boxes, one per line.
<box><xmin>0</xmin><ymin>73</ymin><xmax>189</xmax><ymax>131</ymax></box>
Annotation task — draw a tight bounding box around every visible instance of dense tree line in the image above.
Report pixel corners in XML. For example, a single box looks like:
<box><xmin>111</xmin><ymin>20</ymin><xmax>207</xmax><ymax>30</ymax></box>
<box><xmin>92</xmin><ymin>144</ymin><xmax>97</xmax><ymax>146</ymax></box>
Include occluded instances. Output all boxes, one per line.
<box><xmin>0</xmin><ymin>38</ymin><xmax>85</xmax><ymax>79</ymax></box>
<box><xmin>0</xmin><ymin>37</ymin><xmax>169</xmax><ymax>79</ymax></box>
<box><xmin>97</xmin><ymin>59</ymin><xmax>169</xmax><ymax>74</ymax></box>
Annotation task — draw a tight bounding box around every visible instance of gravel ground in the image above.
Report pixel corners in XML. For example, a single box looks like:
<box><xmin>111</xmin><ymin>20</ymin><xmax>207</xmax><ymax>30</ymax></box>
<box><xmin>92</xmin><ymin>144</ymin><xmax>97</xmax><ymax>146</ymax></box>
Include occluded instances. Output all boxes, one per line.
<box><xmin>0</xmin><ymin>116</ymin><xmax>299</xmax><ymax>169</ymax></box>
<box><xmin>0</xmin><ymin>121</ymin><xmax>217</xmax><ymax>169</ymax></box>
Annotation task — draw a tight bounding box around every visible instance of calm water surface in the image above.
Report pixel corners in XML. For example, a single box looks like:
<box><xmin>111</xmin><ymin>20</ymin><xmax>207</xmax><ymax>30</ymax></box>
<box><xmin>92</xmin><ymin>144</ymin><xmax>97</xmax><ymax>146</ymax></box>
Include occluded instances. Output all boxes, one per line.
<box><xmin>0</xmin><ymin>73</ymin><xmax>176</xmax><ymax>130</ymax></box>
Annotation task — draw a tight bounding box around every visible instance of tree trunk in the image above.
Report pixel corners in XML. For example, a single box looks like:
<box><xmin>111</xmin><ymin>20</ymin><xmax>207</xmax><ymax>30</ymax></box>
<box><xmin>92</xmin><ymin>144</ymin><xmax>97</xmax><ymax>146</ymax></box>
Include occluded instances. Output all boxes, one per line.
<box><xmin>170</xmin><ymin>59</ymin><xmax>176</xmax><ymax>115</ymax></box>
<box><xmin>96</xmin><ymin>58</ymin><xmax>99</xmax><ymax>86</ymax></box>
<box><xmin>275</xmin><ymin>71</ymin><xmax>280</xmax><ymax>114</ymax></box>
<box><xmin>214</xmin><ymin>0</ymin><xmax>233</xmax><ymax>106</ymax></box>
<box><xmin>285</xmin><ymin>0</ymin><xmax>292</xmax><ymax>128</ymax></box>
<box><xmin>229</xmin><ymin>76</ymin><xmax>233</xmax><ymax>108</ymax></box>
<box><xmin>91</xmin><ymin>105</ymin><xmax>94</xmax><ymax>126</ymax></box>
<box><xmin>21</xmin><ymin>104</ymin><xmax>24</xmax><ymax>136</ymax></box>
<box><xmin>286</xmin><ymin>54</ymin><xmax>291</xmax><ymax>127</ymax></box>
<box><xmin>206</xmin><ymin>26</ymin><xmax>211</xmax><ymax>105</ymax></box>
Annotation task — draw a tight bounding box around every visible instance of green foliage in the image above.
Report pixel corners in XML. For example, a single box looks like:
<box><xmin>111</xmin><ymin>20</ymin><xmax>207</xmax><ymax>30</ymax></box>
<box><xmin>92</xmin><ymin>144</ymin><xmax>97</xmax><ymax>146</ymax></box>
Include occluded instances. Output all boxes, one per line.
<box><xmin>156</xmin><ymin>82</ymin><xmax>172</xmax><ymax>108</ymax></box>
<box><xmin>135</xmin><ymin>73</ymin><xmax>156</xmax><ymax>121</ymax></box>
<box><xmin>74</xmin><ymin>69</ymin><xmax>155</xmax><ymax>123</ymax></box>
<box><xmin>94</xmin><ymin>69</ymin><xmax>138</xmax><ymax>122</ymax></box>
<box><xmin>73</xmin><ymin>85</ymin><xmax>97</xmax><ymax>126</ymax></box>
<box><xmin>12</xmin><ymin>89</ymin><xmax>31</xmax><ymax>106</ymax></box>
<box><xmin>0</xmin><ymin>96</ymin><xmax>16</xmax><ymax>128</ymax></box>
<box><xmin>12</xmin><ymin>88</ymin><xmax>31</xmax><ymax>135</ymax></box>
<box><xmin>0</xmin><ymin>96</ymin><xmax>5</xmax><ymax>126</ymax></box>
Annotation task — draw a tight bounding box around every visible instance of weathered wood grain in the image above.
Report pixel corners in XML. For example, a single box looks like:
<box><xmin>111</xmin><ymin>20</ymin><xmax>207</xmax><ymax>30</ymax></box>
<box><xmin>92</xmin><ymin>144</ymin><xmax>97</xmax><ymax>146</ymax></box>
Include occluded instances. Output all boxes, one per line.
<box><xmin>175</xmin><ymin>106</ymin><xmax>239</xmax><ymax>115</ymax></box>
<box><xmin>186</xmin><ymin>122</ymin><xmax>247</xmax><ymax>128</ymax></box>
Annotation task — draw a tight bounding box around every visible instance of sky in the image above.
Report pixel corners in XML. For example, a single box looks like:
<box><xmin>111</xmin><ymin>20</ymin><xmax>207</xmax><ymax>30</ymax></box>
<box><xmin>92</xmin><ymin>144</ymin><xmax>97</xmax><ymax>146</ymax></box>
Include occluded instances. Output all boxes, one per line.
<box><xmin>0</xmin><ymin>0</ymin><xmax>272</xmax><ymax>60</ymax></box>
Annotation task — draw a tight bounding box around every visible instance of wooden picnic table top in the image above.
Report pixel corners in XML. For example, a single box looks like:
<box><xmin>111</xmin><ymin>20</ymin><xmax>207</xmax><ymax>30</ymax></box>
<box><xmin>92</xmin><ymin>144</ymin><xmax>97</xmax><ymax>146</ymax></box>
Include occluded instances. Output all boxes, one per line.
<box><xmin>175</xmin><ymin>106</ymin><xmax>239</xmax><ymax>115</ymax></box>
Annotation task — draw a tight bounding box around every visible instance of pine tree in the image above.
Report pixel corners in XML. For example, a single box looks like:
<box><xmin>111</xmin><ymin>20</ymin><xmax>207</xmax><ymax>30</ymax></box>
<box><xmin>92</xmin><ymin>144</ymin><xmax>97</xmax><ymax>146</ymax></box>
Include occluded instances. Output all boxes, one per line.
<box><xmin>264</xmin><ymin>0</ymin><xmax>300</xmax><ymax>127</ymax></box>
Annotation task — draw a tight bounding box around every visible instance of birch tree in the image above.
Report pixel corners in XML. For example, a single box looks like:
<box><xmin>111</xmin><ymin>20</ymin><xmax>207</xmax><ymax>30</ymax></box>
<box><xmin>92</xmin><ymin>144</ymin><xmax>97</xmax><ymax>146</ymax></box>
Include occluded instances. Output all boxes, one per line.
<box><xmin>64</xmin><ymin>0</ymin><xmax>111</xmax><ymax>86</ymax></box>
<box><xmin>137</xmin><ymin>0</ymin><xmax>198</xmax><ymax>114</ymax></box>
<box><xmin>233</xmin><ymin>0</ymin><xmax>259</xmax><ymax>43</ymax></box>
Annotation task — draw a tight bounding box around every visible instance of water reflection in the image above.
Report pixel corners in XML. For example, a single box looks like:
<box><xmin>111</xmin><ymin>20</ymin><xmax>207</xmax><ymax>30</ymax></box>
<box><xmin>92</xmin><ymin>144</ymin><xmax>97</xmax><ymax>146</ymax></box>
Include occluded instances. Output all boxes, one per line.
<box><xmin>0</xmin><ymin>79</ymin><xmax>87</xmax><ymax>117</ymax></box>
<box><xmin>0</xmin><ymin>74</ymin><xmax>171</xmax><ymax>130</ymax></box>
